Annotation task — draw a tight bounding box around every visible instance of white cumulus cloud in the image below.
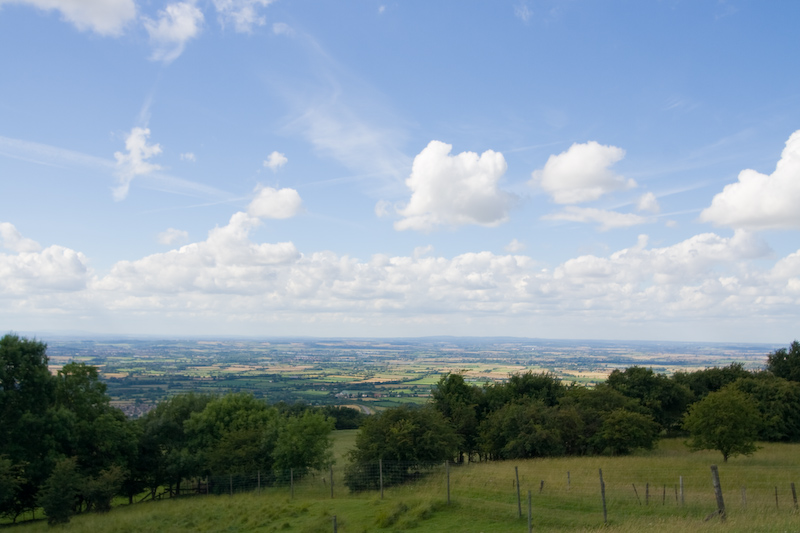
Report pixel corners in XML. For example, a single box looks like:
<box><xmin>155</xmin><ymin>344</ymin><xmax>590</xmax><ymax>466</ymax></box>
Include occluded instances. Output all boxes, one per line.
<box><xmin>543</xmin><ymin>206</ymin><xmax>649</xmax><ymax>231</ymax></box>
<box><xmin>96</xmin><ymin>211</ymin><xmax>299</xmax><ymax>295</ymax></box>
<box><xmin>395</xmin><ymin>140</ymin><xmax>517</xmax><ymax>231</ymax></box>
<box><xmin>212</xmin><ymin>0</ymin><xmax>273</xmax><ymax>33</ymax></box>
<box><xmin>157</xmin><ymin>228</ymin><xmax>189</xmax><ymax>245</ymax></box>
<box><xmin>637</xmin><ymin>192</ymin><xmax>660</xmax><ymax>213</ymax></box>
<box><xmin>263</xmin><ymin>151</ymin><xmax>288</xmax><ymax>171</ymax></box>
<box><xmin>247</xmin><ymin>186</ymin><xmax>302</xmax><ymax>219</ymax></box>
<box><xmin>84</xmin><ymin>227</ymin><xmax>775</xmax><ymax>330</ymax></box>
<box><xmin>505</xmin><ymin>239</ymin><xmax>526</xmax><ymax>253</ymax></box>
<box><xmin>4</xmin><ymin>213</ymin><xmax>798</xmax><ymax>340</ymax></box>
<box><xmin>0</xmin><ymin>0</ymin><xmax>136</xmax><ymax>36</ymax></box>
<box><xmin>531</xmin><ymin>141</ymin><xmax>634</xmax><ymax>204</ymax></box>
<box><xmin>700</xmin><ymin>129</ymin><xmax>800</xmax><ymax>230</ymax></box>
<box><xmin>144</xmin><ymin>1</ymin><xmax>204</xmax><ymax>63</ymax></box>
<box><xmin>0</xmin><ymin>225</ymin><xmax>90</xmax><ymax>295</ymax></box>
<box><xmin>0</xmin><ymin>223</ymin><xmax>42</xmax><ymax>253</ymax></box>
<box><xmin>113</xmin><ymin>127</ymin><xmax>162</xmax><ymax>201</ymax></box>
<box><xmin>180</xmin><ymin>152</ymin><xmax>196</xmax><ymax>162</ymax></box>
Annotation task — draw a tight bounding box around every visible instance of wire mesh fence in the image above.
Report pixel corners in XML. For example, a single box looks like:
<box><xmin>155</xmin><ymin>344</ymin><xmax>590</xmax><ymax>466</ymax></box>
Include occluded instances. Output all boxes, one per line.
<box><xmin>192</xmin><ymin>460</ymin><xmax>799</xmax><ymax>502</ymax></box>
<box><xmin>181</xmin><ymin>458</ymin><xmax>800</xmax><ymax>526</ymax></box>
<box><xmin>11</xmin><ymin>457</ymin><xmax>796</xmax><ymax>528</ymax></box>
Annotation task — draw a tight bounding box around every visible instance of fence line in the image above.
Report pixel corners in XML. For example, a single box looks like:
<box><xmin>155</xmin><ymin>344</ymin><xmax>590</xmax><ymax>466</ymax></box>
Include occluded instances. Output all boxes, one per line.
<box><xmin>176</xmin><ymin>460</ymin><xmax>800</xmax><ymax>518</ymax></box>
<box><xmin>12</xmin><ymin>460</ymin><xmax>800</xmax><ymax>528</ymax></box>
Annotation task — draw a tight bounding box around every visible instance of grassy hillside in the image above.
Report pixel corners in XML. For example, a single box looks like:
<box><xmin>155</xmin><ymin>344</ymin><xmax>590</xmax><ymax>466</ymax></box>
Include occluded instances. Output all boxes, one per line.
<box><xmin>11</xmin><ymin>435</ymin><xmax>800</xmax><ymax>532</ymax></box>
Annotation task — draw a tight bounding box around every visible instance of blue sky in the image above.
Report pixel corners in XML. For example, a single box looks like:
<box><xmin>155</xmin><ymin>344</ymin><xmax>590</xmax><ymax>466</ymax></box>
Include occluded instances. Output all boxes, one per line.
<box><xmin>1</xmin><ymin>0</ymin><xmax>799</xmax><ymax>341</ymax></box>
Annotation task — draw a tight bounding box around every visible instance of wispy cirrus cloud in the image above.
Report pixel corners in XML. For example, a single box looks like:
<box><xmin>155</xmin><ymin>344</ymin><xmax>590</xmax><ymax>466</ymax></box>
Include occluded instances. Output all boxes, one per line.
<box><xmin>0</xmin><ymin>135</ymin><xmax>233</xmax><ymax>201</ymax></box>
<box><xmin>212</xmin><ymin>0</ymin><xmax>274</xmax><ymax>33</ymax></box>
<box><xmin>273</xmin><ymin>31</ymin><xmax>412</xmax><ymax>192</ymax></box>
<box><xmin>543</xmin><ymin>206</ymin><xmax>650</xmax><ymax>231</ymax></box>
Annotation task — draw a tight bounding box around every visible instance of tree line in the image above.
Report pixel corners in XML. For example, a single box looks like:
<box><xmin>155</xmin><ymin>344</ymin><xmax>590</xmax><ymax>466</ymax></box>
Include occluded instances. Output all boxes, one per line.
<box><xmin>345</xmin><ymin>341</ymin><xmax>800</xmax><ymax>490</ymax></box>
<box><xmin>0</xmin><ymin>334</ymin><xmax>358</xmax><ymax>524</ymax></box>
<box><xmin>4</xmin><ymin>332</ymin><xmax>800</xmax><ymax>518</ymax></box>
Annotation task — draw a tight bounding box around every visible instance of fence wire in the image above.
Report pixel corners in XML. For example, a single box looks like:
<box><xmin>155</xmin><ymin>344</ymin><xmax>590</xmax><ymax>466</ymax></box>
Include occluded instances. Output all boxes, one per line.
<box><xmin>12</xmin><ymin>459</ymin><xmax>800</xmax><ymax>527</ymax></box>
<box><xmin>176</xmin><ymin>459</ymin><xmax>800</xmax><ymax>524</ymax></box>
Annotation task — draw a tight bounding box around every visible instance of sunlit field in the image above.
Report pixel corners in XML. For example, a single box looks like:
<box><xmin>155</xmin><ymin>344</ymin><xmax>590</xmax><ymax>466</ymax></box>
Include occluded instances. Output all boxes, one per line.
<box><xmin>11</xmin><ymin>436</ymin><xmax>800</xmax><ymax>532</ymax></box>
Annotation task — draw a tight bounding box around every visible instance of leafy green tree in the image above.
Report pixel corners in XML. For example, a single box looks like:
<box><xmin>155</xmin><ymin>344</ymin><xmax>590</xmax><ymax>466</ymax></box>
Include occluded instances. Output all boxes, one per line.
<box><xmin>481</xmin><ymin>371</ymin><xmax>565</xmax><ymax>414</ymax></box>
<box><xmin>478</xmin><ymin>399</ymin><xmax>563</xmax><ymax>460</ymax></box>
<box><xmin>594</xmin><ymin>409</ymin><xmax>659</xmax><ymax>455</ymax></box>
<box><xmin>349</xmin><ymin>405</ymin><xmax>459</xmax><ymax>464</ymax></box>
<box><xmin>272</xmin><ymin>410</ymin><xmax>335</xmax><ymax>475</ymax></box>
<box><xmin>557</xmin><ymin>384</ymin><xmax>646</xmax><ymax>455</ymax></box>
<box><xmin>53</xmin><ymin>363</ymin><xmax>138</xmax><ymax>487</ymax></box>
<box><xmin>54</xmin><ymin>362</ymin><xmax>110</xmax><ymax>420</ymax></box>
<box><xmin>0</xmin><ymin>334</ymin><xmax>55</xmax><ymax>518</ymax></box>
<box><xmin>345</xmin><ymin>405</ymin><xmax>459</xmax><ymax>491</ymax></box>
<box><xmin>319</xmin><ymin>405</ymin><xmax>364</xmax><ymax>429</ymax></box>
<box><xmin>37</xmin><ymin>457</ymin><xmax>80</xmax><ymax>525</ymax></box>
<box><xmin>83</xmin><ymin>465</ymin><xmax>125</xmax><ymax>513</ymax></box>
<box><xmin>431</xmin><ymin>373</ymin><xmax>480</xmax><ymax>462</ymax></box>
<box><xmin>185</xmin><ymin>393</ymin><xmax>280</xmax><ymax>476</ymax></box>
<box><xmin>766</xmin><ymin>341</ymin><xmax>800</xmax><ymax>382</ymax></box>
<box><xmin>0</xmin><ymin>456</ymin><xmax>25</xmax><ymax>522</ymax></box>
<box><xmin>136</xmin><ymin>392</ymin><xmax>213</xmax><ymax>498</ymax></box>
<box><xmin>683</xmin><ymin>386</ymin><xmax>761</xmax><ymax>462</ymax></box>
<box><xmin>606</xmin><ymin>366</ymin><xmax>692</xmax><ymax>433</ymax></box>
<box><xmin>505</xmin><ymin>371</ymin><xmax>565</xmax><ymax>407</ymax></box>
<box><xmin>730</xmin><ymin>373</ymin><xmax>800</xmax><ymax>441</ymax></box>
<box><xmin>672</xmin><ymin>363</ymin><xmax>751</xmax><ymax>401</ymax></box>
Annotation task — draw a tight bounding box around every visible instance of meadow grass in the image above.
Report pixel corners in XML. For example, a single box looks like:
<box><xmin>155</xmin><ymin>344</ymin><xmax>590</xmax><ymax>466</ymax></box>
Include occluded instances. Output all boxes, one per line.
<box><xmin>11</xmin><ymin>437</ymin><xmax>800</xmax><ymax>532</ymax></box>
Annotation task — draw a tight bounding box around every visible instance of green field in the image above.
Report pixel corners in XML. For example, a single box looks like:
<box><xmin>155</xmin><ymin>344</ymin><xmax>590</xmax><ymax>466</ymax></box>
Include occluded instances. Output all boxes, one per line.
<box><xmin>13</xmin><ymin>435</ymin><xmax>800</xmax><ymax>532</ymax></box>
<box><xmin>42</xmin><ymin>337</ymin><xmax>772</xmax><ymax>418</ymax></box>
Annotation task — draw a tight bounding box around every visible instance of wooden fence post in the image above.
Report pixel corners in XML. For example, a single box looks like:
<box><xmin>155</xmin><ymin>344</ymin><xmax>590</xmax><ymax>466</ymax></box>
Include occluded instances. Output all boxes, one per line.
<box><xmin>662</xmin><ymin>485</ymin><xmax>666</xmax><ymax>505</ymax></box>
<box><xmin>446</xmin><ymin>460</ymin><xmax>451</xmax><ymax>505</ymax></box>
<box><xmin>515</xmin><ymin>466</ymin><xmax>522</xmax><ymax>518</ymax></box>
<box><xmin>330</xmin><ymin>465</ymin><xmax>334</xmax><ymax>499</ymax></box>
<box><xmin>710</xmin><ymin>465</ymin><xmax>726</xmax><ymax>521</ymax></box>
<box><xmin>379</xmin><ymin>459</ymin><xmax>384</xmax><ymax>500</ymax></box>
<box><xmin>792</xmin><ymin>482</ymin><xmax>798</xmax><ymax>510</ymax></box>
<box><xmin>539</xmin><ymin>480</ymin><xmax>544</xmax><ymax>494</ymax></box>
<box><xmin>332</xmin><ymin>515</ymin><xmax>337</xmax><ymax>533</ymax></box>
<box><xmin>567</xmin><ymin>471</ymin><xmax>571</xmax><ymax>491</ymax></box>
<box><xmin>599</xmin><ymin>469</ymin><xmax>607</xmax><ymax>525</ymax></box>
<box><xmin>646</xmin><ymin>483</ymin><xmax>649</xmax><ymax>505</ymax></box>
<box><xmin>527</xmin><ymin>490</ymin><xmax>532</xmax><ymax>533</ymax></box>
<box><xmin>680</xmin><ymin>476</ymin><xmax>684</xmax><ymax>506</ymax></box>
